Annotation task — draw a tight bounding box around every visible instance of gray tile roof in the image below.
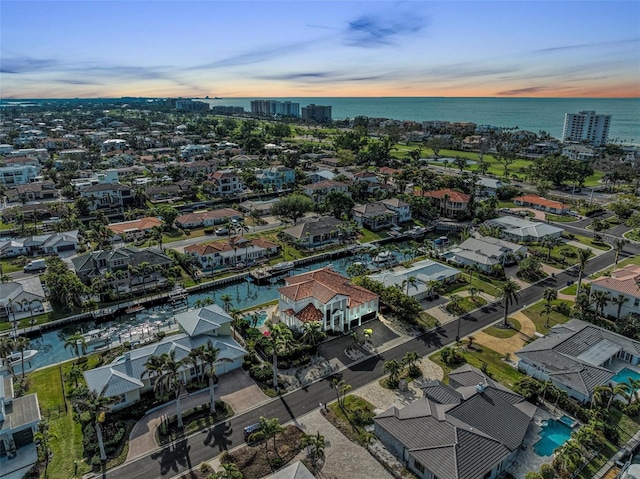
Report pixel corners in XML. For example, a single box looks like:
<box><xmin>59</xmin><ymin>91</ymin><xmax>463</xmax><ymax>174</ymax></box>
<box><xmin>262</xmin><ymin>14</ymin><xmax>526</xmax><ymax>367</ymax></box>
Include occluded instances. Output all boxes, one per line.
<box><xmin>516</xmin><ymin>319</ymin><xmax>640</xmax><ymax>397</ymax></box>
<box><xmin>421</xmin><ymin>380</ymin><xmax>463</xmax><ymax>405</ymax></box>
<box><xmin>0</xmin><ymin>393</ymin><xmax>41</xmax><ymax>433</ymax></box>
<box><xmin>447</xmin><ymin>387</ymin><xmax>533</xmax><ymax>451</ymax></box>
<box><xmin>448</xmin><ymin>364</ymin><xmax>497</xmax><ymax>389</ymax></box>
<box><xmin>374</xmin><ymin>365</ymin><xmax>534</xmax><ymax>479</ymax></box>
<box><xmin>176</xmin><ymin>304</ymin><xmax>232</xmax><ymax>337</ymax></box>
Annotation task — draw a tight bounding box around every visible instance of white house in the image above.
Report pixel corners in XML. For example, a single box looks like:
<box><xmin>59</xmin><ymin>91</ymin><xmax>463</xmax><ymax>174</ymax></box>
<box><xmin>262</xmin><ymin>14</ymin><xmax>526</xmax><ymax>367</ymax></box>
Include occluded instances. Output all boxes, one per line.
<box><xmin>485</xmin><ymin>216</ymin><xmax>563</xmax><ymax>242</ymax></box>
<box><xmin>83</xmin><ymin>304</ymin><xmax>246</xmax><ymax>410</ymax></box>
<box><xmin>0</xmin><ymin>278</ymin><xmax>47</xmax><ymax>320</ymax></box>
<box><xmin>589</xmin><ymin>265</ymin><xmax>640</xmax><ymax>319</ymax></box>
<box><xmin>278</xmin><ymin>267</ymin><xmax>379</xmax><ymax>332</ymax></box>
<box><xmin>185</xmin><ymin>237</ymin><xmax>279</xmax><ymax>269</ymax></box>
<box><xmin>369</xmin><ymin>259</ymin><xmax>460</xmax><ymax>300</ymax></box>
<box><xmin>175</xmin><ymin>208</ymin><xmax>243</xmax><ymax>229</ymax></box>
<box><xmin>449</xmin><ymin>236</ymin><xmax>527</xmax><ymax>272</ymax></box>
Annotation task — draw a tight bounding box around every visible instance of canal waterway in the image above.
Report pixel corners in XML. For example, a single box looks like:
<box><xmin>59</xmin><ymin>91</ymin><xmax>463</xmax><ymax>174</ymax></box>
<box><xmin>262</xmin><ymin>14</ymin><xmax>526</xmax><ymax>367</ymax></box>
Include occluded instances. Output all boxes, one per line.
<box><xmin>13</xmin><ymin>247</ymin><xmax>409</xmax><ymax>372</ymax></box>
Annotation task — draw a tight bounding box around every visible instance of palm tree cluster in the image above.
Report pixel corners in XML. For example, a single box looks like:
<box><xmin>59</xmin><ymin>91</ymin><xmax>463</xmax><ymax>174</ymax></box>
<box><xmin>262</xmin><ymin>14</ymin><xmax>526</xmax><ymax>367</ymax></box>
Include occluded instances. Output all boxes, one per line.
<box><xmin>383</xmin><ymin>351</ymin><xmax>422</xmax><ymax>389</ymax></box>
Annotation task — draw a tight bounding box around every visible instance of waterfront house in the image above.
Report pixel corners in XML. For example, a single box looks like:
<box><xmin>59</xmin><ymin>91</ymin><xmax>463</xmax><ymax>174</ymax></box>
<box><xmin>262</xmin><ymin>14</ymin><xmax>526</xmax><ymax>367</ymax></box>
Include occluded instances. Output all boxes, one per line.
<box><xmin>83</xmin><ymin>305</ymin><xmax>246</xmax><ymax>410</ymax></box>
<box><xmin>416</xmin><ymin>188</ymin><xmax>471</xmax><ymax>219</ymax></box>
<box><xmin>369</xmin><ymin>259</ymin><xmax>461</xmax><ymax>300</ymax></box>
<box><xmin>352</xmin><ymin>198</ymin><xmax>412</xmax><ymax>231</ymax></box>
<box><xmin>516</xmin><ymin>319</ymin><xmax>640</xmax><ymax>403</ymax></box>
<box><xmin>0</xmin><ymin>278</ymin><xmax>47</xmax><ymax>321</ymax></box>
<box><xmin>278</xmin><ymin>267</ymin><xmax>379</xmax><ymax>332</ymax></box>
<box><xmin>281</xmin><ymin>217</ymin><xmax>343</xmax><ymax>248</ymax></box>
<box><xmin>7</xmin><ymin>182</ymin><xmax>60</xmax><ymax>202</ymax></box>
<box><xmin>374</xmin><ymin>364</ymin><xmax>535</xmax><ymax>479</ymax></box>
<box><xmin>0</xmin><ymin>377</ymin><xmax>41</xmax><ymax>476</ymax></box>
<box><xmin>448</xmin><ymin>236</ymin><xmax>527</xmax><ymax>272</ymax></box>
<box><xmin>484</xmin><ymin>216</ymin><xmax>563</xmax><ymax>242</ymax></box>
<box><xmin>185</xmin><ymin>236</ymin><xmax>279</xmax><ymax>269</ymax></box>
<box><xmin>71</xmin><ymin>246</ymin><xmax>173</xmax><ymax>294</ymax></box>
<box><xmin>589</xmin><ymin>265</ymin><xmax>640</xmax><ymax>319</ymax></box>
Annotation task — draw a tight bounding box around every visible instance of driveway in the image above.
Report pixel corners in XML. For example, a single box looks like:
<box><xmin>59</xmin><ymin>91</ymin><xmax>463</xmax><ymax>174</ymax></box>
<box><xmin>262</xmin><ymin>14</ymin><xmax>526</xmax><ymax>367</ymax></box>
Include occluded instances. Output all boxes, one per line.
<box><xmin>126</xmin><ymin>369</ymin><xmax>267</xmax><ymax>462</ymax></box>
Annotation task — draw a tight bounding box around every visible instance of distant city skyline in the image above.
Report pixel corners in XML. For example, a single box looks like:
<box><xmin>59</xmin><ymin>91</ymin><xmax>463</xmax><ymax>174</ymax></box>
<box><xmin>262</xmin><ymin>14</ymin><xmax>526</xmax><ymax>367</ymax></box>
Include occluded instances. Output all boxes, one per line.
<box><xmin>1</xmin><ymin>1</ymin><xmax>639</xmax><ymax>99</ymax></box>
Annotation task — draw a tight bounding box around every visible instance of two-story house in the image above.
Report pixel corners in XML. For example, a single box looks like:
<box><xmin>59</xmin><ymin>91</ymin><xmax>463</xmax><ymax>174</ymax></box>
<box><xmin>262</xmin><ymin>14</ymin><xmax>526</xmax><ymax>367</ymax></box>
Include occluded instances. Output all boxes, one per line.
<box><xmin>590</xmin><ymin>264</ymin><xmax>640</xmax><ymax>319</ymax></box>
<box><xmin>185</xmin><ymin>236</ymin><xmax>279</xmax><ymax>269</ymax></box>
<box><xmin>351</xmin><ymin>198</ymin><xmax>413</xmax><ymax>231</ymax></box>
<box><xmin>209</xmin><ymin>170</ymin><xmax>244</xmax><ymax>196</ymax></box>
<box><xmin>79</xmin><ymin>183</ymin><xmax>134</xmax><ymax>211</ymax></box>
<box><xmin>417</xmin><ymin>188</ymin><xmax>470</xmax><ymax>219</ymax></box>
<box><xmin>281</xmin><ymin>217</ymin><xmax>343</xmax><ymax>248</ymax></box>
<box><xmin>71</xmin><ymin>246</ymin><xmax>173</xmax><ymax>295</ymax></box>
<box><xmin>278</xmin><ymin>267</ymin><xmax>379</xmax><ymax>332</ymax></box>
<box><xmin>7</xmin><ymin>182</ymin><xmax>60</xmax><ymax>202</ymax></box>
<box><xmin>256</xmin><ymin>166</ymin><xmax>296</xmax><ymax>190</ymax></box>
<box><xmin>303</xmin><ymin>180</ymin><xmax>350</xmax><ymax>204</ymax></box>
<box><xmin>83</xmin><ymin>305</ymin><xmax>246</xmax><ymax>410</ymax></box>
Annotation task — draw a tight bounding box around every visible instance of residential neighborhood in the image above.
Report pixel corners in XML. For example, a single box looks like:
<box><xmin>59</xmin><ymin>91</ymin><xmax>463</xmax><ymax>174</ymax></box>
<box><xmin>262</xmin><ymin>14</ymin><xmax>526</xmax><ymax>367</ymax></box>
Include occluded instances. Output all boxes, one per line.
<box><xmin>0</xmin><ymin>99</ymin><xmax>638</xmax><ymax>479</ymax></box>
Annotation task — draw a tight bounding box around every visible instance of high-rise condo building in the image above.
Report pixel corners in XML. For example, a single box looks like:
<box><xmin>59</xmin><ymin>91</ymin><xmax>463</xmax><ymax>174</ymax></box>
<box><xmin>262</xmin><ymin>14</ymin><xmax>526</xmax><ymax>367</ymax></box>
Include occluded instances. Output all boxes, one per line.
<box><xmin>562</xmin><ymin>110</ymin><xmax>611</xmax><ymax>147</ymax></box>
<box><xmin>250</xmin><ymin>100</ymin><xmax>300</xmax><ymax>117</ymax></box>
<box><xmin>301</xmin><ymin>104</ymin><xmax>332</xmax><ymax>123</ymax></box>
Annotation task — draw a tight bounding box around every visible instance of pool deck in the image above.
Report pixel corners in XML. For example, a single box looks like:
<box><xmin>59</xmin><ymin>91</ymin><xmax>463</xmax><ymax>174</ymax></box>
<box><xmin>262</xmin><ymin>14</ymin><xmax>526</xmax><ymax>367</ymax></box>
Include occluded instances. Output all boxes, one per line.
<box><xmin>511</xmin><ymin>407</ymin><xmax>566</xmax><ymax>479</ymax></box>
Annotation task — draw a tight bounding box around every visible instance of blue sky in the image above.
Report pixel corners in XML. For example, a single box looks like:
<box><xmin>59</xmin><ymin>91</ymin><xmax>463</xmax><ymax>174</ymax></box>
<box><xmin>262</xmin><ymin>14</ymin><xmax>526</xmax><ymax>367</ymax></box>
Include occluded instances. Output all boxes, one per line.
<box><xmin>1</xmin><ymin>1</ymin><xmax>639</xmax><ymax>98</ymax></box>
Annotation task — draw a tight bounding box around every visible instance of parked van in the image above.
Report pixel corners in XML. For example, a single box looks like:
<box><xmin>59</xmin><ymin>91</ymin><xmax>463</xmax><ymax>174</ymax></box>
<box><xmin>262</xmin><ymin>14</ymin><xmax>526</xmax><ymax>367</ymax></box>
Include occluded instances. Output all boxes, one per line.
<box><xmin>24</xmin><ymin>259</ymin><xmax>47</xmax><ymax>273</ymax></box>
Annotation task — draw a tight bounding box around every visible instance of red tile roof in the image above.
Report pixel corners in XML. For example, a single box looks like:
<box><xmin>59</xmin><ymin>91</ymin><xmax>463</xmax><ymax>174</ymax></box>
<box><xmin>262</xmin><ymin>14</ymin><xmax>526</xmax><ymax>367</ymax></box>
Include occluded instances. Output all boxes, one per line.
<box><xmin>416</xmin><ymin>188</ymin><xmax>471</xmax><ymax>203</ymax></box>
<box><xmin>107</xmin><ymin>217</ymin><xmax>163</xmax><ymax>234</ymax></box>
<box><xmin>294</xmin><ymin>303</ymin><xmax>324</xmax><ymax>323</ymax></box>
<box><xmin>514</xmin><ymin>195</ymin><xmax>569</xmax><ymax>210</ymax></box>
<box><xmin>591</xmin><ymin>265</ymin><xmax>640</xmax><ymax>298</ymax></box>
<box><xmin>278</xmin><ymin>267</ymin><xmax>378</xmax><ymax>307</ymax></box>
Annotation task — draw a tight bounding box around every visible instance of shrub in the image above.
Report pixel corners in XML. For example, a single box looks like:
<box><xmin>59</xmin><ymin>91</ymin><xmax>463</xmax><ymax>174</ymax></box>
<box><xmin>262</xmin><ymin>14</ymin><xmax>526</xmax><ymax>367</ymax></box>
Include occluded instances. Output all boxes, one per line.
<box><xmin>555</xmin><ymin>302</ymin><xmax>571</xmax><ymax>316</ymax></box>
<box><xmin>199</xmin><ymin>463</ymin><xmax>213</xmax><ymax>475</ymax></box>
<box><xmin>91</xmin><ymin>455</ymin><xmax>102</xmax><ymax>469</ymax></box>
<box><xmin>204</xmin><ymin>228</ymin><xmax>214</xmax><ymax>235</ymax></box>
<box><xmin>219</xmin><ymin>451</ymin><xmax>233</xmax><ymax>464</ymax></box>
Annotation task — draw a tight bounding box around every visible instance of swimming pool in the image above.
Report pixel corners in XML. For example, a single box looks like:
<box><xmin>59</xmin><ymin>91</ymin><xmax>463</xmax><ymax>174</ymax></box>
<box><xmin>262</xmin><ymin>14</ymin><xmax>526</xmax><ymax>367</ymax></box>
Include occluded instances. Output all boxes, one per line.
<box><xmin>244</xmin><ymin>311</ymin><xmax>268</xmax><ymax>328</ymax></box>
<box><xmin>533</xmin><ymin>419</ymin><xmax>573</xmax><ymax>457</ymax></box>
<box><xmin>611</xmin><ymin>367</ymin><xmax>640</xmax><ymax>386</ymax></box>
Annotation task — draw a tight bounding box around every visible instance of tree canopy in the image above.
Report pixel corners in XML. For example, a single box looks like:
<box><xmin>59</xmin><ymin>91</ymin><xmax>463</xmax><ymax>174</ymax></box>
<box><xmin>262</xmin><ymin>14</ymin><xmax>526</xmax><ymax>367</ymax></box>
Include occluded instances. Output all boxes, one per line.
<box><xmin>271</xmin><ymin>194</ymin><xmax>313</xmax><ymax>224</ymax></box>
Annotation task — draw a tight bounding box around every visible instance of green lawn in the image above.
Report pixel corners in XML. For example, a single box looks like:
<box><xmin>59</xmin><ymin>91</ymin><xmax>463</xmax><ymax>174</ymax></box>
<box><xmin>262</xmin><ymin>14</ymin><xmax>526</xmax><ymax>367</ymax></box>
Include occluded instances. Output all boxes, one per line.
<box><xmin>560</xmin><ymin>284</ymin><xmax>577</xmax><ymax>296</ymax></box>
<box><xmin>521</xmin><ymin>299</ymin><xmax>573</xmax><ymax>334</ymax></box>
<box><xmin>445</xmin><ymin>276</ymin><xmax>503</xmax><ymax>297</ymax></box>
<box><xmin>567</xmin><ymin>233</ymin><xmax>611</xmax><ymax>251</ymax></box>
<box><xmin>529</xmin><ymin>243</ymin><xmax>586</xmax><ymax>269</ymax></box>
<box><xmin>447</xmin><ymin>296</ymin><xmax>487</xmax><ymax>315</ymax></box>
<box><xmin>430</xmin><ymin>344</ymin><xmax>525</xmax><ymax>390</ymax></box>
<box><xmin>27</xmin><ymin>360</ymin><xmax>92</xmax><ymax>478</ymax></box>
<box><xmin>624</xmin><ymin>229</ymin><xmax>640</xmax><ymax>242</ymax></box>
<box><xmin>326</xmin><ymin>395</ymin><xmax>376</xmax><ymax>446</ymax></box>
<box><xmin>547</xmin><ymin>214</ymin><xmax>578</xmax><ymax>223</ymax></box>
<box><xmin>358</xmin><ymin>228</ymin><xmax>388</xmax><ymax>243</ymax></box>
<box><xmin>484</xmin><ymin>317</ymin><xmax>521</xmax><ymax>338</ymax></box>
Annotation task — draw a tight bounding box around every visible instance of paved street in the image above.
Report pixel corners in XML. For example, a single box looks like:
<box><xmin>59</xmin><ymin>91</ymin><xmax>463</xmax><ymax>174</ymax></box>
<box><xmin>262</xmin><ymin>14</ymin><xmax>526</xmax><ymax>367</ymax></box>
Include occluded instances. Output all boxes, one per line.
<box><xmin>104</xmin><ymin>246</ymin><xmax>633</xmax><ymax>479</ymax></box>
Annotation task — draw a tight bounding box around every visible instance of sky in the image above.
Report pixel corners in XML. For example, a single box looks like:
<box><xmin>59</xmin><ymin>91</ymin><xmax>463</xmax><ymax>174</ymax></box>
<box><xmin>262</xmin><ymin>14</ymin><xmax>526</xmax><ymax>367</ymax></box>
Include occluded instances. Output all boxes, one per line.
<box><xmin>1</xmin><ymin>0</ymin><xmax>639</xmax><ymax>98</ymax></box>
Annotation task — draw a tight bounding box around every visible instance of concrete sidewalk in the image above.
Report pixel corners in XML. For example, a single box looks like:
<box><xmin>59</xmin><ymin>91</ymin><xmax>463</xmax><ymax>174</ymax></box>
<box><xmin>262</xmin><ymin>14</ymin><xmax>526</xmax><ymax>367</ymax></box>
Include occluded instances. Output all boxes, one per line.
<box><xmin>125</xmin><ymin>369</ymin><xmax>268</xmax><ymax>462</ymax></box>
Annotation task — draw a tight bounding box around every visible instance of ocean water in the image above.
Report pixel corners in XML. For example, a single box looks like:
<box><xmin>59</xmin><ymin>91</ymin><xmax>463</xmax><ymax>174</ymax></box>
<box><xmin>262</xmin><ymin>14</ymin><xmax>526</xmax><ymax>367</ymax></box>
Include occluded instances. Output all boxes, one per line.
<box><xmin>202</xmin><ymin>97</ymin><xmax>640</xmax><ymax>144</ymax></box>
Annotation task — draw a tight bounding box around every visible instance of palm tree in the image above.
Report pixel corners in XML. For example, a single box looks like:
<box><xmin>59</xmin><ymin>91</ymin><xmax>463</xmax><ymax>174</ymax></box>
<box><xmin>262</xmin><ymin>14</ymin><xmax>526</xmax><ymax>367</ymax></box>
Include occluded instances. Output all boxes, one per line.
<box><xmin>156</xmin><ymin>350</ymin><xmax>186</xmax><ymax>428</ymax></box>
<box><xmin>498</xmin><ymin>279</ymin><xmax>521</xmax><ymax>326</ymax></box>
<box><xmin>266</xmin><ymin>323</ymin><xmax>294</xmax><ymax>392</ymax></box>
<box><xmin>201</xmin><ymin>340</ymin><xmax>231</xmax><ymax>415</ymax></box>
<box><xmin>402</xmin><ymin>276</ymin><xmax>418</xmax><ymax>296</ymax></box>
<box><xmin>73</xmin><ymin>387</ymin><xmax>113</xmax><ymax>461</ymax></box>
<box><xmin>151</xmin><ymin>225</ymin><xmax>164</xmax><ymax>251</ymax></box>
<box><xmin>220</xmin><ymin>293</ymin><xmax>233</xmax><ymax>313</ymax></box>
<box><xmin>383</xmin><ymin>359</ymin><xmax>403</xmax><ymax>388</ymax></box>
<box><xmin>540</xmin><ymin>379</ymin><xmax>554</xmax><ymax>403</ymax></box>
<box><xmin>543</xmin><ymin>303</ymin><xmax>554</xmax><ymax>329</ymax></box>
<box><xmin>402</xmin><ymin>351</ymin><xmax>421</xmax><ymax>377</ymax></box>
<box><xmin>34</xmin><ymin>422</ymin><xmax>57</xmax><ymax>478</ymax></box>
<box><xmin>186</xmin><ymin>345</ymin><xmax>206</xmax><ymax>385</ymax></box>
<box><xmin>469</xmin><ymin>287</ymin><xmax>480</xmax><ymax>302</ymax></box>
<box><xmin>575</xmin><ymin>248</ymin><xmax>592</xmax><ymax>297</ymax></box>
<box><xmin>301</xmin><ymin>431</ymin><xmax>326</xmax><ymax>469</ymax></box>
<box><xmin>64</xmin><ymin>331</ymin><xmax>86</xmax><ymax>357</ymax></box>
<box><xmin>540</xmin><ymin>236</ymin><xmax>562</xmax><ymax>261</ymax></box>
<box><xmin>612</xmin><ymin>294</ymin><xmax>629</xmax><ymax>320</ymax></box>
<box><xmin>14</xmin><ymin>336</ymin><xmax>30</xmax><ymax>378</ymax></box>
<box><xmin>301</xmin><ymin>320</ymin><xmax>326</xmax><ymax>347</ymax></box>
<box><xmin>613</xmin><ymin>238</ymin><xmax>628</xmax><ymax>269</ymax></box>
<box><xmin>591</xmin><ymin>290</ymin><xmax>610</xmax><ymax>317</ymax></box>
<box><xmin>143</xmin><ymin>354</ymin><xmax>166</xmax><ymax>396</ymax></box>
<box><xmin>0</xmin><ymin>336</ymin><xmax>15</xmax><ymax>379</ymax></box>
<box><xmin>448</xmin><ymin>294</ymin><xmax>462</xmax><ymax>313</ymax></box>
<box><xmin>591</xmin><ymin>385</ymin><xmax>611</xmax><ymax>409</ymax></box>
<box><xmin>332</xmin><ymin>378</ymin><xmax>351</xmax><ymax>409</ymax></box>
<box><xmin>66</xmin><ymin>365</ymin><xmax>84</xmax><ymax>388</ymax></box>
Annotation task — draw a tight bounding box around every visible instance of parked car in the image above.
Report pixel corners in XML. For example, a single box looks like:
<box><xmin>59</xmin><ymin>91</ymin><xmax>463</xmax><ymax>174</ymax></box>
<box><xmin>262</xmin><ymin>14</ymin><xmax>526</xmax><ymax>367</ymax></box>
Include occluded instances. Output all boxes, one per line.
<box><xmin>24</xmin><ymin>259</ymin><xmax>47</xmax><ymax>273</ymax></box>
<box><xmin>567</xmin><ymin>211</ymin><xmax>581</xmax><ymax>218</ymax></box>
<box><xmin>215</xmin><ymin>227</ymin><xmax>229</xmax><ymax>236</ymax></box>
